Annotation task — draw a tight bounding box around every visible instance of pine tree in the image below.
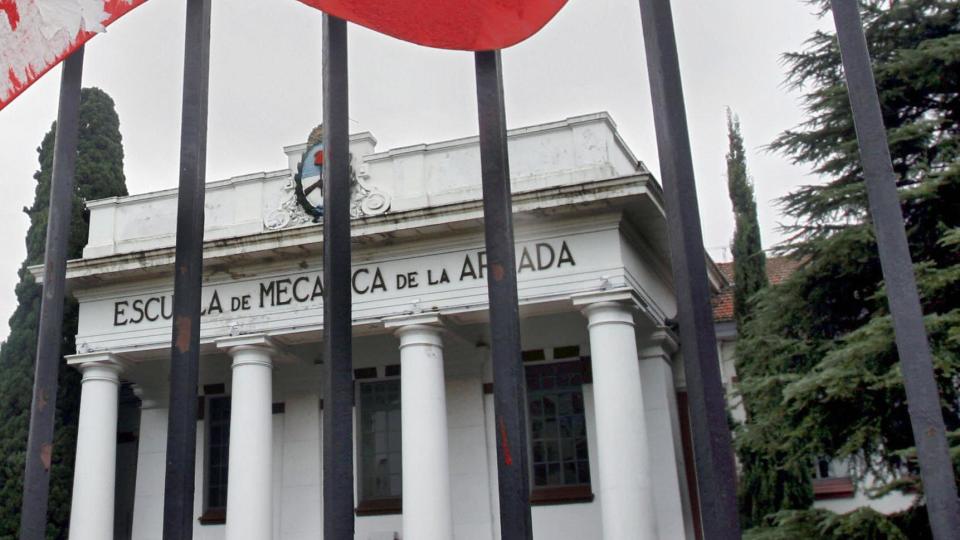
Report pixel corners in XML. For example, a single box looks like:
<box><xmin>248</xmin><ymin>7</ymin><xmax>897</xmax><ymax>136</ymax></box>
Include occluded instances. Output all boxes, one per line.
<box><xmin>725</xmin><ymin>109</ymin><xmax>768</xmax><ymax>327</ymax></box>
<box><xmin>736</xmin><ymin>0</ymin><xmax>960</xmax><ymax>534</ymax></box>
<box><xmin>0</xmin><ymin>88</ymin><xmax>127</xmax><ymax>539</ymax></box>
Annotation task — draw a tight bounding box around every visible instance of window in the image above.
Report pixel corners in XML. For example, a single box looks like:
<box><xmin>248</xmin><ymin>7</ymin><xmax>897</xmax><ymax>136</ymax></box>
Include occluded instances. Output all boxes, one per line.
<box><xmin>201</xmin><ymin>395</ymin><xmax>231</xmax><ymax>524</ymax></box>
<box><xmin>525</xmin><ymin>347</ymin><xmax>593</xmax><ymax>504</ymax></box>
<box><xmin>357</xmin><ymin>377</ymin><xmax>402</xmax><ymax>514</ymax></box>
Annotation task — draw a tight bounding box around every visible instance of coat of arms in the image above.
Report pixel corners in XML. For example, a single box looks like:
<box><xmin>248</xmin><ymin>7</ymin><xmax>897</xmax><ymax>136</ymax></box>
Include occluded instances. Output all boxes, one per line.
<box><xmin>265</xmin><ymin>126</ymin><xmax>391</xmax><ymax>230</ymax></box>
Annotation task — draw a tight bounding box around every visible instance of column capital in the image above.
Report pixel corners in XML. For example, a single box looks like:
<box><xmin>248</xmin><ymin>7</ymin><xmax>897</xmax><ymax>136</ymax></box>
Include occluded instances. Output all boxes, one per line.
<box><xmin>216</xmin><ymin>334</ymin><xmax>278</xmax><ymax>355</ymax></box>
<box><xmin>384</xmin><ymin>313</ymin><xmax>444</xmax><ymax>349</ymax></box>
<box><xmin>572</xmin><ymin>288</ymin><xmax>666</xmax><ymax>331</ymax></box>
<box><xmin>578</xmin><ymin>300</ymin><xmax>636</xmax><ymax>330</ymax></box>
<box><xmin>573</xmin><ymin>289</ymin><xmax>641</xmax><ymax>328</ymax></box>
<box><xmin>383</xmin><ymin>312</ymin><xmax>442</xmax><ymax>329</ymax></box>
<box><xmin>571</xmin><ymin>288</ymin><xmax>638</xmax><ymax>308</ymax></box>
<box><xmin>66</xmin><ymin>352</ymin><xmax>128</xmax><ymax>383</ymax></box>
<box><xmin>640</xmin><ymin>328</ymin><xmax>679</xmax><ymax>359</ymax></box>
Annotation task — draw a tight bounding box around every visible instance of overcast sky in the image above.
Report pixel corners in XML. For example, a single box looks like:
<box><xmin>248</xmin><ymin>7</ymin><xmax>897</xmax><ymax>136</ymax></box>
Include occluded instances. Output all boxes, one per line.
<box><xmin>0</xmin><ymin>0</ymin><xmax>831</xmax><ymax>342</ymax></box>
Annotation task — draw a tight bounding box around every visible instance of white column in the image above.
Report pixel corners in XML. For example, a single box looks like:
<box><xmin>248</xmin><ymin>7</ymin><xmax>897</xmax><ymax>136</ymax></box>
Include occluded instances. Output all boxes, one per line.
<box><xmin>131</xmin><ymin>383</ymin><xmax>168</xmax><ymax>539</ymax></box>
<box><xmin>386</xmin><ymin>314</ymin><xmax>453</xmax><ymax>540</ymax></box>
<box><xmin>574</xmin><ymin>292</ymin><xmax>657</xmax><ymax>540</ymax></box>
<box><xmin>639</xmin><ymin>330</ymin><xmax>693</xmax><ymax>539</ymax></box>
<box><xmin>68</xmin><ymin>353</ymin><xmax>125</xmax><ymax>540</ymax></box>
<box><xmin>218</xmin><ymin>335</ymin><xmax>275</xmax><ymax>540</ymax></box>
<box><xmin>481</xmin><ymin>353</ymin><xmax>502</xmax><ymax>539</ymax></box>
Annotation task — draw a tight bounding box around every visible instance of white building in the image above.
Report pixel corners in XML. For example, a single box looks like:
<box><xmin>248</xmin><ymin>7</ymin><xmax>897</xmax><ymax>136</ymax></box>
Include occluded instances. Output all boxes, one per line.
<box><xmin>52</xmin><ymin>113</ymin><xmax>728</xmax><ymax>539</ymax></box>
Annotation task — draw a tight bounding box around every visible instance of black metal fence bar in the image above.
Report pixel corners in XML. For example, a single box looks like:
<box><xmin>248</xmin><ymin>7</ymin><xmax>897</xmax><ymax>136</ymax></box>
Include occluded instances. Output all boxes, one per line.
<box><xmin>161</xmin><ymin>0</ymin><xmax>211</xmax><ymax>537</ymax></box>
<box><xmin>321</xmin><ymin>14</ymin><xmax>356</xmax><ymax>540</ymax></box>
<box><xmin>474</xmin><ymin>49</ymin><xmax>534</xmax><ymax>540</ymax></box>
<box><xmin>634</xmin><ymin>0</ymin><xmax>742</xmax><ymax>537</ymax></box>
<box><xmin>18</xmin><ymin>45</ymin><xmax>85</xmax><ymax>540</ymax></box>
<box><xmin>830</xmin><ymin>2</ymin><xmax>960</xmax><ymax>537</ymax></box>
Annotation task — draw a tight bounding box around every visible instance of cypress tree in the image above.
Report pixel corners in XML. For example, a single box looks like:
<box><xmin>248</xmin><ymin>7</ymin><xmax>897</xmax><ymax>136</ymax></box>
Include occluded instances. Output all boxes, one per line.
<box><xmin>725</xmin><ymin>109</ymin><xmax>768</xmax><ymax>328</ymax></box>
<box><xmin>726</xmin><ymin>111</ymin><xmax>812</xmax><ymax>528</ymax></box>
<box><xmin>0</xmin><ymin>88</ymin><xmax>128</xmax><ymax>539</ymax></box>
<box><xmin>736</xmin><ymin>0</ymin><xmax>960</xmax><ymax>534</ymax></box>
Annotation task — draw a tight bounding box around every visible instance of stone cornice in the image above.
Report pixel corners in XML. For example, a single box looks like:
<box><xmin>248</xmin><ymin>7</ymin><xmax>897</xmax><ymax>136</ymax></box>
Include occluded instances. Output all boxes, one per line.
<box><xmin>36</xmin><ymin>174</ymin><xmax>657</xmax><ymax>289</ymax></box>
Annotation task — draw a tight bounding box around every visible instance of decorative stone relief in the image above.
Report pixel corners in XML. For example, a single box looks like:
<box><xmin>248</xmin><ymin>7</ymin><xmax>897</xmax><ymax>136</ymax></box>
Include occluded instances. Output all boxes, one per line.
<box><xmin>351</xmin><ymin>166</ymin><xmax>391</xmax><ymax>218</ymax></box>
<box><xmin>264</xmin><ymin>177</ymin><xmax>314</xmax><ymax>230</ymax></box>
<box><xmin>264</xmin><ymin>143</ymin><xmax>391</xmax><ymax>231</ymax></box>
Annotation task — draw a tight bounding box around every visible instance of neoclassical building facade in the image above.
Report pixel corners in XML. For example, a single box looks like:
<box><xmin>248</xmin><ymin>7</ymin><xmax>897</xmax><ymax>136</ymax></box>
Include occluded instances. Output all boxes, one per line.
<box><xmin>52</xmin><ymin>113</ymin><xmax>723</xmax><ymax>539</ymax></box>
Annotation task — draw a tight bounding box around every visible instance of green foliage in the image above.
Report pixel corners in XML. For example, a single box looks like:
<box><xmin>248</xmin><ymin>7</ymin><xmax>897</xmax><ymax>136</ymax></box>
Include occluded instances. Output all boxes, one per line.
<box><xmin>745</xmin><ymin>507</ymin><xmax>909</xmax><ymax>540</ymax></box>
<box><xmin>725</xmin><ymin>110</ymin><xmax>768</xmax><ymax>328</ymax></box>
<box><xmin>735</xmin><ymin>0</ymin><xmax>960</xmax><ymax>533</ymax></box>
<box><xmin>0</xmin><ymin>88</ymin><xmax>127</xmax><ymax>539</ymax></box>
<box><xmin>724</xmin><ymin>110</ymin><xmax>795</xmax><ymax>526</ymax></box>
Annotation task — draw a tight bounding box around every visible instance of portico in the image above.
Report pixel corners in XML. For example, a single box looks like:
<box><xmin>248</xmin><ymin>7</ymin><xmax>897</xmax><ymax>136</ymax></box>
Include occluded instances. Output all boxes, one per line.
<box><xmin>54</xmin><ymin>113</ymin><xmax>725</xmax><ymax>539</ymax></box>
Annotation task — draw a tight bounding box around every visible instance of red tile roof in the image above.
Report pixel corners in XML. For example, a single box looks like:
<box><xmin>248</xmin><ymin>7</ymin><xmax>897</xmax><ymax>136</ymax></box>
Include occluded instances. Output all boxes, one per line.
<box><xmin>712</xmin><ymin>256</ymin><xmax>800</xmax><ymax>322</ymax></box>
<box><xmin>712</xmin><ymin>263</ymin><xmax>735</xmax><ymax>322</ymax></box>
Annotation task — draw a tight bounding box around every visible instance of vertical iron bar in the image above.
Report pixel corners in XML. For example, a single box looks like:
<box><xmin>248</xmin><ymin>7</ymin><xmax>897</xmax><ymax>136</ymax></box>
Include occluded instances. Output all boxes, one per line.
<box><xmin>19</xmin><ymin>46</ymin><xmax>85</xmax><ymax>540</ymax></box>
<box><xmin>161</xmin><ymin>0</ymin><xmax>211</xmax><ymax>537</ymax></box>
<box><xmin>321</xmin><ymin>14</ymin><xmax>355</xmax><ymax>540</ymax></box>
<box><xmin>634</xmin><ymin>0</ymin><xmax>741</xmax><ymax>537</ymax></box>
<box><xmin>830</xmin><ymin>2</ymin><xmax>960</xmax><ymax>536</ymax></box>
<box><xmin>474</xmin><ymin>50</ymin><xmax>534</xmax><ymax>540</ymax></box>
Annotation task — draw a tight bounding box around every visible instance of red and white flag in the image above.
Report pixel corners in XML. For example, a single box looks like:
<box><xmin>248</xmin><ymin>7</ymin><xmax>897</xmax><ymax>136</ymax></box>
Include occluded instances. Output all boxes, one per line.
<box><xmin>1</xmin><ymin>0</ymin><xmax>568</xmax><ymax>112</ymax></box>
<box><xmin>0</xmin><ymin>0</ymin><xmax>147</xmax><ymax>111</ymax></box>
<box><xmin>297</xmin><ymin>0</ymin><xmax>568</xmax><ymax>51</ymax></box>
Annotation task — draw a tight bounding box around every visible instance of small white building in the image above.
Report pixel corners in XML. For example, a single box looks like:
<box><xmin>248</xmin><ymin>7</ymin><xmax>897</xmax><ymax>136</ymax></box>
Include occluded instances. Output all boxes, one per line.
<box><xmin>55</xmin><ymin>113</ymin><xmax>725</xmax><ymax>539</ymax></box>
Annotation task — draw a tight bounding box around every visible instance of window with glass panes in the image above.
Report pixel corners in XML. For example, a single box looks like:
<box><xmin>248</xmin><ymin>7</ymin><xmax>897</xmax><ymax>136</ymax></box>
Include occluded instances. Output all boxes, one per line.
<box><xmin>526</xmin><ymin>360</ymin><xmax>590</xmax><ymax>489</ymax></box>
<box><xmin>205</xmin><ymin>396</ymin><xmax>231</xmax><ymax>511</ymax></box>
<box><xmin>358</xmin><ymin>378</ymin><xmax>402</xmax><ymax>502</ymax></box>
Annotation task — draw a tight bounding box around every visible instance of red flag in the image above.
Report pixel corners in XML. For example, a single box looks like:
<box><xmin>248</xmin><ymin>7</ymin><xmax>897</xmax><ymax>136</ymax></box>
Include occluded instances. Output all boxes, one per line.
<box><xmin>0</xmin><ymin>0</ymin><xmax>147</xmax><ymax>112</ymax></box>
<box><xmin>297</xmin><ymin>0</ymin><xmax>568</xmax><ymax>51</ymax></box>
<box><xmin>0</xmin><ymin>0</ymin><xmax>568</xmax><ymax>111</ymax></box>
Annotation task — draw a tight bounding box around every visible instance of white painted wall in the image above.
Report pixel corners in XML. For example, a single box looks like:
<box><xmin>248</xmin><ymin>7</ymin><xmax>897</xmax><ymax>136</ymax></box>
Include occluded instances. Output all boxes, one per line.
<box><xmin>813</xmin><ymin>486</ymin><xmax>915</xmax><ymax>516</ymax></box>
<box><xmin>619</xmin><ymin>229</ymin><xmax>675</xmax><ymax>323</ymax></box>
<box><xmin>812</xmin><ymin>470</ymin><xmax>916</xmax><ymax>516</ymax></box>
<box><xmin>813</xmin><ymin>488</ymin><xmax>914</xmax><ymax>514</ymax></box>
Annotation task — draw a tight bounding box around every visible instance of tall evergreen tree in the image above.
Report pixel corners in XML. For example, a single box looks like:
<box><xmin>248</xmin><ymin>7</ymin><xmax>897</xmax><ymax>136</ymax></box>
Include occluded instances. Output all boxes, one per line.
<box><xmin>723</xmin><ymin>111</ymin><xmax>807</xmax><ymax>527</ymax></box>
<box><xmin>725</xmin><ymin>109</ymin><xmax>768</xmax><ymax>327</ymax></box>
<box><xmin>0</xmin><ymin>88</ymin><xmax>127</xmax><ymax>539</ymax></box>
<box><xmin>736</xmin><ymin>0</ymin><xmax>960</xmax><ymax>534</ymax></box>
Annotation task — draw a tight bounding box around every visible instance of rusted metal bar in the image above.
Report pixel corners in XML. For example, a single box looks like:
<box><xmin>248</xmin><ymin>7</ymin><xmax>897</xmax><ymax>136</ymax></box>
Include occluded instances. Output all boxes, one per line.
<box><xmin>19</xmin><ymin>45</ymin><xmax>85</xmax><ymax>540</ymax></box>
<box><xmin>830</xmin><ymin>2</ymin><xmax>960</xmax><ymax>537</ymax></box>
<box><xmin>634</xmin><ymin>0</ymin><xmax>741</xmax><ymax>537</ymax></box>
<box><xmin>321</xmin><ymin>14</ymin><xmax>356</xmax><ymax>540</ymax></box>
<box><xmin>474</xmin><ymin>49</ymin><xmax>534</xmax><ymax>540</ymax></box>
<box><xmin>161</xmin><ymin>0</ymin><xmax>211</xmax><ymax>537</ymax></box>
